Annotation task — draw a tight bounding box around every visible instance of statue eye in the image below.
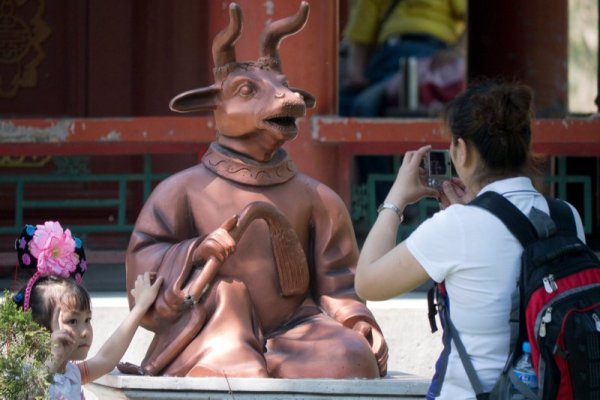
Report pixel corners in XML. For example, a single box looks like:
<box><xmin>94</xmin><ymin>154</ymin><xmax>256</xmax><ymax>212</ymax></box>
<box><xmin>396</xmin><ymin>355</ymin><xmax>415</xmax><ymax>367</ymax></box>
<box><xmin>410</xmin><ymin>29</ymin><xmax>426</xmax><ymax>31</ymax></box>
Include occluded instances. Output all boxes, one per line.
<box><xmin>238</xmin><ymin>83</ymin><xmax>255</xmax><ymax>97</ymax></box>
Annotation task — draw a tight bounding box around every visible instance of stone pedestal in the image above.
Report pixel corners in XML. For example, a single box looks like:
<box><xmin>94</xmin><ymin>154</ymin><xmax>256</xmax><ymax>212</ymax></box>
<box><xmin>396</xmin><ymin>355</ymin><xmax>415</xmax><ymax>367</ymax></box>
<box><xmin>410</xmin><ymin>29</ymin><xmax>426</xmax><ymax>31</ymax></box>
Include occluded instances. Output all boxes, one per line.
<box><xmin>86</xmin><ymin>371</ymin><xmax>429</xmax><ymax>399</ymax></box>
<box><xmin>85</xmin><ymin>293</ymin><xmax>440</xmax><ymax>399</ymax></box>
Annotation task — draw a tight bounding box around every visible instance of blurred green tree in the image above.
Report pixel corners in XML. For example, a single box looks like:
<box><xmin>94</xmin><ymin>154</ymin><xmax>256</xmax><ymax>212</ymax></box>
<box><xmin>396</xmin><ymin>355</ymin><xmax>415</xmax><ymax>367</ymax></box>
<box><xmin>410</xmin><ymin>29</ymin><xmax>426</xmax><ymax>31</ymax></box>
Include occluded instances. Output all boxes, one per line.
<box><xmin>0</xmin><ymin>291</ymin><xmax>51</xmax><ymax>400</ymax></box>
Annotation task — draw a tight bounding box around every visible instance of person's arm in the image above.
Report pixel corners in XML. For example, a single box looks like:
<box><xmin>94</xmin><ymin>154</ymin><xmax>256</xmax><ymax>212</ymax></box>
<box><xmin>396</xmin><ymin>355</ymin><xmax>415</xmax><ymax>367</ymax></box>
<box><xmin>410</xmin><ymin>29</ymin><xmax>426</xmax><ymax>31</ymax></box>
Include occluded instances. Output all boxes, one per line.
<box><xmin>355</xmin><ymin>145</ymin><xmax>439</xmax><ymax>300</ymax></box>
<box><xmin>83</xmin><ymin>272</ymin><xmax>163</xmax><ymax>382</ymax></box>
<box><xmin>344</xmin><ymin>42</ymin><xmax>371</xmax><ymax>89</ymax></box>
<box><xmin>341</xmin><ymin>0</ymin><xmax>382</xmax><ymax>89</ymax></box>
<box><xmin>355</xmin><ymin>203</ymin><xmax>431</xmax><ymax>300</ymax></box>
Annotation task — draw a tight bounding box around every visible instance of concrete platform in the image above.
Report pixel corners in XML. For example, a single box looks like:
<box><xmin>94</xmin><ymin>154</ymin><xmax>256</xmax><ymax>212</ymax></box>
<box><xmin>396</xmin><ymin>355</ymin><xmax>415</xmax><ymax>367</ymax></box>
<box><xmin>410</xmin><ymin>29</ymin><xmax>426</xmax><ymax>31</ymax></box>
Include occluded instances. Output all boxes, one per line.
<box><xmin>86</xmin><ymin>371</ymin><xmax>430</xmax><ymax>399</ymax></box>
<box><xmin>84</xmin><ymin>292</ymin><xmax>441</xmax><ymax>399</ymax></box>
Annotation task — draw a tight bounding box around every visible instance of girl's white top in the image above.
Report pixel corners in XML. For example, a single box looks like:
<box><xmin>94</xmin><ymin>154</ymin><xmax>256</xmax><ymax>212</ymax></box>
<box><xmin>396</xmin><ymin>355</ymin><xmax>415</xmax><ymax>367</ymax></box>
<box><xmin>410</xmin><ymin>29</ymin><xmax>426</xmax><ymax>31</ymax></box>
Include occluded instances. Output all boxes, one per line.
<box><xmin>49</xmin><ymin>361</ymin><xmax>84</xmax><ymax>400</ymax></box>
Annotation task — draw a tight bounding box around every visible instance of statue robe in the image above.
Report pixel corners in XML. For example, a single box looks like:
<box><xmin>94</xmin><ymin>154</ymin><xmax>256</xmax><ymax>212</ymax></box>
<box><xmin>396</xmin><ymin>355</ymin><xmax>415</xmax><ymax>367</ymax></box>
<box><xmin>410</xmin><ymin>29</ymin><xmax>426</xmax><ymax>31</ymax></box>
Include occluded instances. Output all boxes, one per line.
<box><xmin>126</xmin><ymin>142</ymin><xmax>381</xmax><ymax>378</ymax></box>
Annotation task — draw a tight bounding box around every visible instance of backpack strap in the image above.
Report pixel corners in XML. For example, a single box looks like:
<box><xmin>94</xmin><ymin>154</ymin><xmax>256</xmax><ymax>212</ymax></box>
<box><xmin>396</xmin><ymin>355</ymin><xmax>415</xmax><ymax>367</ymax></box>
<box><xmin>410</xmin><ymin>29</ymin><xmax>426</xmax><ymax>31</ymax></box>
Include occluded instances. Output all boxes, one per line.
<box><xmin>469</xmin><ymin>191</ymin><xmax>539</xmax><ymax>247</ymax></box>
<box><xmin>443</xmin><ymin>308</ymin><xmax>489</xmax><ymax>399</ymax></box>
<box><xmin>430</xmin><ymin>192</ymin><xmax>552</xmax><ymax>399</ymax></box>
<box><xmin>448</xmin><ymin>192</ymin><xmax>537</xmax><ymax>399</ymax></box>
<box><xmin>469</xmin><ymin>191</ymin><xmax>545</xmax><ymax>400</ymax></box>
<box><xmin>546</xmin><ymin>197</ymin><xmax>577</xmax><ymax>235</ymax></box>
<box><xmin>427</xmin><ymin>284</ymin><xmax>439</xmax><ymax>333</ymax></box>
<box><xmin>430</xmin><ymin>283</ymin><xmax>489</xmax><ymax>399</ymax></box>
<box><xmin>468</xmin><ymin>191</ymin><xmax>542</xmax><ymax>350</ymax></box>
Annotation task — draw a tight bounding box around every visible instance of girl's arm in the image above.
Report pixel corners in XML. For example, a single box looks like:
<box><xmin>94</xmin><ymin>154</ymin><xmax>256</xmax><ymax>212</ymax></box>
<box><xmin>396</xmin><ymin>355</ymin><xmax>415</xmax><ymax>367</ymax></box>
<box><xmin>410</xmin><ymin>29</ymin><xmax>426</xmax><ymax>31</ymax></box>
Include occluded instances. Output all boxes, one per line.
<box><xmin>84</xmin><ymin>272</ymin><xmax>163</xmax><ymax>382</ymax></box>
<box><xmin>355</xmin><ymin>146</ymin><xmax>437</xmax><ymax>300</ymax></box>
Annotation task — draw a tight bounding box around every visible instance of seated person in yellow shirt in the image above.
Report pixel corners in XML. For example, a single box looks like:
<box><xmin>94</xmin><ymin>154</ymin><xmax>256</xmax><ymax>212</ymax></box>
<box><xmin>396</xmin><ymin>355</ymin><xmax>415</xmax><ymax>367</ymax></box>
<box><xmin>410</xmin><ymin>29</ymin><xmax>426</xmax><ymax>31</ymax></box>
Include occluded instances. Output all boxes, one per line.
<box><xmin>340</xmin><ymin>0</ymin><xmax>466</xmax><ymax>117</ymax></box>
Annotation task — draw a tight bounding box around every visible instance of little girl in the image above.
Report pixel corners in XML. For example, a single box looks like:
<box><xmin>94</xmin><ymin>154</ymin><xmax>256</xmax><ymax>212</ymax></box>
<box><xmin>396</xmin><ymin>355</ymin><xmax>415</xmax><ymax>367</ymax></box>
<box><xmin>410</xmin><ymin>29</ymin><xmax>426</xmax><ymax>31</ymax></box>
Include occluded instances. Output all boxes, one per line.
<box><xmin>13</xmin><ymin>221</ymin><xmax>163</xmax><ymax>399</ymax></box>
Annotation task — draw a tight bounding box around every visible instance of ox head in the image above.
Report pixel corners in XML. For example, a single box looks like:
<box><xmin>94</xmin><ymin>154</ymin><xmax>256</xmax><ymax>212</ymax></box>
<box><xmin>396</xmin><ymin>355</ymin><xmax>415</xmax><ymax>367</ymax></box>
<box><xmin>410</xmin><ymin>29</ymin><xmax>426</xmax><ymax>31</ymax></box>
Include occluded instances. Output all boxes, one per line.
<box><xmin>170</xmin><ymin>2</ymin><xmax>316</xmax><ymax>162</ymax></box>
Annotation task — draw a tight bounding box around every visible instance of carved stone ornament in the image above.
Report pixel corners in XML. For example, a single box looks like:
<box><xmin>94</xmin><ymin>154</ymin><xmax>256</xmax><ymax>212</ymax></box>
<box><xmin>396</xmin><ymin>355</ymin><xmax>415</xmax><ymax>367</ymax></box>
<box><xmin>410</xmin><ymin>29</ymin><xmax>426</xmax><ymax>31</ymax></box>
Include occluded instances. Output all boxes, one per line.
<box><xmin>0</xmin><ymin>0</ymin><xmax>50</xmax><ymax>98</ymax></box>
<box><xmin>202</xmin><ymin>142</ymin><xmax>297</xmax><ymax>186</ymax></box>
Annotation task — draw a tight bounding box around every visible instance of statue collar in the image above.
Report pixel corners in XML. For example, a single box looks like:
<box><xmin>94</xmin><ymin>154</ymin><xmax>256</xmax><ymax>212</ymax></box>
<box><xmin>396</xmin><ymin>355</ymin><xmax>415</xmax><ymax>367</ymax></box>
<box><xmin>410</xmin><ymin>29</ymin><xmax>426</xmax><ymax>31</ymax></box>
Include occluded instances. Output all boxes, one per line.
<box><xmin>202</xmin><ymin>142</ymin><xmax>297</xmax><ymax>186</ymax></box>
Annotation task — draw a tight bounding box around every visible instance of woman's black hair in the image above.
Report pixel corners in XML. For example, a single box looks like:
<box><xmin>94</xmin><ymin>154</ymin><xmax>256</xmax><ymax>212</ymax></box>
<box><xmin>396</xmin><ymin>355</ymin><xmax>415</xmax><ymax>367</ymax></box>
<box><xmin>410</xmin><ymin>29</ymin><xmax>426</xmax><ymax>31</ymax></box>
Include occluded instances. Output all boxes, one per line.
<box><xmin>442</xmin><ymin>80</ymin><xmax>534</xmax><ymax>181</ymax></box>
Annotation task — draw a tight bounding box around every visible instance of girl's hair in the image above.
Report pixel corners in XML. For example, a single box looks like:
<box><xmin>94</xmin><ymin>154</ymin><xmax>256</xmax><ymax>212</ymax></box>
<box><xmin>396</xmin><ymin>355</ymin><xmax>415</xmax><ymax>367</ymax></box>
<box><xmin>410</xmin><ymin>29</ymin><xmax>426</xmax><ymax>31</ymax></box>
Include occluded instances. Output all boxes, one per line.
<box><xmin>26</xmin><ymin>276</ymin><xmax>91</xmax><ymax>331</ymax></box>
<box><xmin>442</xmin><ymin>80</ymin><xmax>535</xmax><ymax>182</ymax></box>
<box><xmin>13</xmin><ymin>221</ymin><xmax>88</xmax><ymax>311</ymax></box>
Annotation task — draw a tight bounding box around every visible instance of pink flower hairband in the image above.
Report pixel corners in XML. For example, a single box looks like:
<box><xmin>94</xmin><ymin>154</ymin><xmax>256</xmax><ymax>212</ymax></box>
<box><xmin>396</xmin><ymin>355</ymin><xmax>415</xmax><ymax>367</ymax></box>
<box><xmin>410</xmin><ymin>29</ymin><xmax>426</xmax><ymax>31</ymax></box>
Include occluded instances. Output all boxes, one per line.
<box><xmin>14</xmin><ymin>221</ymin><xmax>87</xmax><ymax>311</ymax></box>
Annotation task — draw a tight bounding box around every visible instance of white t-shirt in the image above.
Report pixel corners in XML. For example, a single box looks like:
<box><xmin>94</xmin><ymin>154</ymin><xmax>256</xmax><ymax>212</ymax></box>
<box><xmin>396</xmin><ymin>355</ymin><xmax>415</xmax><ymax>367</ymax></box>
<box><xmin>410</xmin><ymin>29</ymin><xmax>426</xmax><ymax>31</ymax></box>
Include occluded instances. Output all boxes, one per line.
<box><xmin>406</xmin><ymin>177</ymin><xmax>585</xmax><ymax>400</ymax></box>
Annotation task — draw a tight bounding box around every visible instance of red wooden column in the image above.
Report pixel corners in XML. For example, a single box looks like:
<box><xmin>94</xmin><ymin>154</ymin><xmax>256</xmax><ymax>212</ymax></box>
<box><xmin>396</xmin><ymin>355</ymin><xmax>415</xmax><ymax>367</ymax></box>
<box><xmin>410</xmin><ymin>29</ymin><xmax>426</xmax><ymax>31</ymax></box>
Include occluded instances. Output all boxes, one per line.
<box><xmin>206</xmin><ymin>0</ymin><xmax>341</xmax><ymax>192</ymax></box>
<box><xmin>468</xmin><ymin>0</ymin><xmax>568</xmax><ymax>117</ymax></box>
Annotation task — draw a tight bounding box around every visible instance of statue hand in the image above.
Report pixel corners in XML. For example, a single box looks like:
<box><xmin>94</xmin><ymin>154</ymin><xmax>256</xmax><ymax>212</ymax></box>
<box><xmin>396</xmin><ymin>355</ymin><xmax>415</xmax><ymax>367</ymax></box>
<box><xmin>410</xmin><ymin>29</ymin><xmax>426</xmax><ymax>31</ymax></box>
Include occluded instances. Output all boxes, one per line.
<box><xmin>193</xmin><ymin>215</ymin><xmax>238</xmax><ymax>263</ymax></box>
<box><xmin>353</xmin><ymin>320</ymin><xmax>388</xmax><ymax>377</ymax></box>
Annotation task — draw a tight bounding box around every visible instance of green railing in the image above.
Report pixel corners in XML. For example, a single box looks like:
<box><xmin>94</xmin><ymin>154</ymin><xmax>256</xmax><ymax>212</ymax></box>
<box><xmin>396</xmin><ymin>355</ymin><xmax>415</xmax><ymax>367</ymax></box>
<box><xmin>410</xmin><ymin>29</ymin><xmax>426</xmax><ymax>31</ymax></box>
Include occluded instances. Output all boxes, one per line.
<box><xmin>1</xmin><ymin>154</ymin><xmax>593</xmax><ymax>240</ymax></box>
<box><xmin>548</xmin><ymin>157</ymin><xmax>593</xmax><ymax>233</ymax></box>
<box><xmin>352</xmin><ymin>156</ymin><xmax>593</xmax><ymax>241</ymax></box>
<box><xmin>0</xmin><ymin>155</ymin><xmax>170</xmax><ymax>235</ymax></box>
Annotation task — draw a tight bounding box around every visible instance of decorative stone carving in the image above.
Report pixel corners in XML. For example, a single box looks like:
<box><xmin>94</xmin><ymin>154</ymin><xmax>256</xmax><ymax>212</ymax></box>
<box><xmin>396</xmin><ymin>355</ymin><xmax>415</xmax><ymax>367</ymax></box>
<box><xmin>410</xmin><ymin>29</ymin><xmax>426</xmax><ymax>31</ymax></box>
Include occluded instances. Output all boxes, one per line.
<box><xmin>0</xmin><ymin>0</ymin><xmax>50</xmax><ymax>98</ymax></box>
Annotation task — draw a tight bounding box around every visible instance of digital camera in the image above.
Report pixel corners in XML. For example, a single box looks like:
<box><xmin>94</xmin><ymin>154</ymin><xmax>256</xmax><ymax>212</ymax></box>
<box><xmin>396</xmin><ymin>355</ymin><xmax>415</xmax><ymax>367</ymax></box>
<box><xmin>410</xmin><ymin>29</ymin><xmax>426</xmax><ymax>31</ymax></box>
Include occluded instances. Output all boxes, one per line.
<box><xmin>424</xmin><ymin>150</ymin><xmax>452</xmax><ymax>190</ymax></box>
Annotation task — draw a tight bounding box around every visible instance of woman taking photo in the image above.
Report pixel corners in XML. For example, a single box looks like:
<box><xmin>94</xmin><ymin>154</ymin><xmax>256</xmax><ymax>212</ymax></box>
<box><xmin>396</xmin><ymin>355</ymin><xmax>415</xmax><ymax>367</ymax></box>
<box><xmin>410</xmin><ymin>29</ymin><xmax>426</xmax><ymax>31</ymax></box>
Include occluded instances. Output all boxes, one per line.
<box><xmin>355</xmin><ymin>81</ymin><xmax>585</xmax><ymax>399</ymax></box>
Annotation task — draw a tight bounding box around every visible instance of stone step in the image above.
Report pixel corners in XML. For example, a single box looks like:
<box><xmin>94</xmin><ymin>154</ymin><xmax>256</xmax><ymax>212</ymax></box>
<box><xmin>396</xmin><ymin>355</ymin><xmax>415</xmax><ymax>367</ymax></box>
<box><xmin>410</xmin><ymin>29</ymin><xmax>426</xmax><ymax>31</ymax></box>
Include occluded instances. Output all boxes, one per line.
<box><xmin>84</xmin><ymin>293</ymin><xmax>441</xmax><ymax>399</ymax></box>
<box><xmin>88</xmin><ymin>372</ymin><xmax>430</xmax><ymax>399</ymax></box>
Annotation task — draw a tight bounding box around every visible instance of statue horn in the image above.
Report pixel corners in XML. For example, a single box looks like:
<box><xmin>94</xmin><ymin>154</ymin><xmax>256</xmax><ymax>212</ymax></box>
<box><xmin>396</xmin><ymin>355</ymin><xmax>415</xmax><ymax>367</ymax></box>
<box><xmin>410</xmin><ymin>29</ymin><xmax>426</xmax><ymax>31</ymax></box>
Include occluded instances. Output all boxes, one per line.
<box><xmin>259</xmin><ymin>1</ymin><xmax>309</xmax><ymax>71</ymax></box>
<box><xmin>212</xmin><ymin>3</ymin><xmax>243</xmax><ymax>68</ymax></box>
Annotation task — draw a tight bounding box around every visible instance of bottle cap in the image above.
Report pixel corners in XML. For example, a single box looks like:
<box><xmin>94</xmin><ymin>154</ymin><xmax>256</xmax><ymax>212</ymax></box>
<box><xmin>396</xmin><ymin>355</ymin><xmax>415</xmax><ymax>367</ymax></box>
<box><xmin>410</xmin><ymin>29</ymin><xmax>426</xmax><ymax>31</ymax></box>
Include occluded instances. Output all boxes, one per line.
<box><xmin>522</xmin><ymin>341</ymin><xmax>531</xmax><ymax>353</ymax></box>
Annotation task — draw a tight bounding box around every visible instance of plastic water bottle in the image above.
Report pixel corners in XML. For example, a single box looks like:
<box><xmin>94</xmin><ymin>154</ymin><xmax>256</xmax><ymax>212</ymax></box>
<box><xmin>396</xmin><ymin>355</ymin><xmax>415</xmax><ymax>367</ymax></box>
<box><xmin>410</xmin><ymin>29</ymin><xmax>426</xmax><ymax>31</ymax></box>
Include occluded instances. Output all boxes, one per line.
<box><xmin>510</xmin><ymin>341</ymin><xmax>538</xmax><ymax>399</ymax></box>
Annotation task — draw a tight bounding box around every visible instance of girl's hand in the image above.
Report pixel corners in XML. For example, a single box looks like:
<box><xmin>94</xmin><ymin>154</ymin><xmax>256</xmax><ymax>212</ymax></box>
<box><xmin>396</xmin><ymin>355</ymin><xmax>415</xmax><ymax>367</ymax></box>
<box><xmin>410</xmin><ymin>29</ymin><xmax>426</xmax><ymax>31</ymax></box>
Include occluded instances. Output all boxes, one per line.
<box><xmin>48</xmin><ymin>307</ymin><xmax>77</xmax><ymax>373</ymax></box>
<box><xmin>439</xmin><ymin>177</ymin><xmax>473</xmax><ymax>207</ymax></box>
<box><xmin>130</xmin><ymin>272</ymin><xmax>163</xmax><ymax>311</ymax></box>
<box><xmin>386</xmin><ymin>145</ymin><xmax>440</xmax><ymax>207</ymax></box>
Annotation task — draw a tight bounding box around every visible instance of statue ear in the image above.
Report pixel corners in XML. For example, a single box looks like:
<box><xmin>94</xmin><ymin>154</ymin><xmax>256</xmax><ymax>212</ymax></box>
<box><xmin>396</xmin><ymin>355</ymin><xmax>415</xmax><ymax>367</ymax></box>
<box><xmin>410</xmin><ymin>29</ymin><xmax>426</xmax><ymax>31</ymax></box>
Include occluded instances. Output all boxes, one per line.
<box><xmin>290</xmin><ymin>87</ymin><xmax>316</xmax><ymax>109</ymax></box>
<box><xmin>170</xmin><ymin>85</ymin><xmax>221</xmax><ymax>113</ymax></box>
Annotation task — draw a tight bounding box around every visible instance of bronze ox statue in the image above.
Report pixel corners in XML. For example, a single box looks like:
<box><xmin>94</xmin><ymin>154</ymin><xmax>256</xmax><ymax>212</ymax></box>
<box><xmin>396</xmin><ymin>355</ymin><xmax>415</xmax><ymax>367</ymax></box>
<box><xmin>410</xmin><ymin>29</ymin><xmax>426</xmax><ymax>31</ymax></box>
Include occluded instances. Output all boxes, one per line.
<box><xmin>123</xmin><ymin>1</ymin><xmax>388</xmax><ymax>378</ymax></box>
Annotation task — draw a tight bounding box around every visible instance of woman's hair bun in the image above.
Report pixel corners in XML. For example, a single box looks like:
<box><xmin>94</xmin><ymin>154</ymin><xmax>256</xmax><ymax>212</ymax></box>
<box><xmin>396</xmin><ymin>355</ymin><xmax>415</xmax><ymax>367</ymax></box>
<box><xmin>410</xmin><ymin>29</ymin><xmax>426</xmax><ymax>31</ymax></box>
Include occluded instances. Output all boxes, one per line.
<box><xmin>443</xmin><ymin>80</ymin><xmax>534</xmax><ymax>175</ymax></box>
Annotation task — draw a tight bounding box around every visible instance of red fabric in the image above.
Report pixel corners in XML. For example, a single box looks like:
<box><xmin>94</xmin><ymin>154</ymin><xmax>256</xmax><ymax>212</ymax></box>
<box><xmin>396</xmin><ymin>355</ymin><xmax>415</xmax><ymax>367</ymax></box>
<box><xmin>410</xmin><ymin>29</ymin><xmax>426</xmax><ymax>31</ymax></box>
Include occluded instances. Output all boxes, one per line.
<box><xmin>420</xmin><ymin>80</ymin><xmax>465</xmax><ymax>105</ymax></box>
<box><xmin>525</xmin><ymin>268</ymin><xmax>600</xmax><ymax>400</ymax></box>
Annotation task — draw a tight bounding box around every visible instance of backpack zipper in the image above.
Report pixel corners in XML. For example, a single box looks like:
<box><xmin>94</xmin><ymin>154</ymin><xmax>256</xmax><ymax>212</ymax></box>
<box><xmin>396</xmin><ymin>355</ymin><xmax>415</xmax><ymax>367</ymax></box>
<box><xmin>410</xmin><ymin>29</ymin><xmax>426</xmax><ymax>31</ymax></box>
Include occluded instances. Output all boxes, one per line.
<box><xmin>539</xmin><ymin>307</ymin><xmax>552</xmax><ymax>337</ymax></box>
<box><xmin>542</xmin><ymin>274</ymin><xmax>558</xmax><ymax>293</ymax></box>
<box><xmin>534</xmin><ymin>283</ymin><xmax>600</xmax><ymax>341</ymax></box>
<box><xmin>523</xmin><ymin>239</ymin><xmax>596</xmax><ymax>302</ymax></box>
<box><xmin>592</xmin><ymin>313</ymin><xmax>600</xmax><ymax>331</ymax></box>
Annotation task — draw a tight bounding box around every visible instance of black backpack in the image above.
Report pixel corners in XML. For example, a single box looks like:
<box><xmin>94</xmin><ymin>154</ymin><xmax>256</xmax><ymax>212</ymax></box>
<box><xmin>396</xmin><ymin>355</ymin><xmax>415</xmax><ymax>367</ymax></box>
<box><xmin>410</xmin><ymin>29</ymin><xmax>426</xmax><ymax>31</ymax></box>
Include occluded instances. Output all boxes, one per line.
<box><xmin>428</xmin><ymin>191</ymin><xmax>600</xmax><ymax>400</ymax></box>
